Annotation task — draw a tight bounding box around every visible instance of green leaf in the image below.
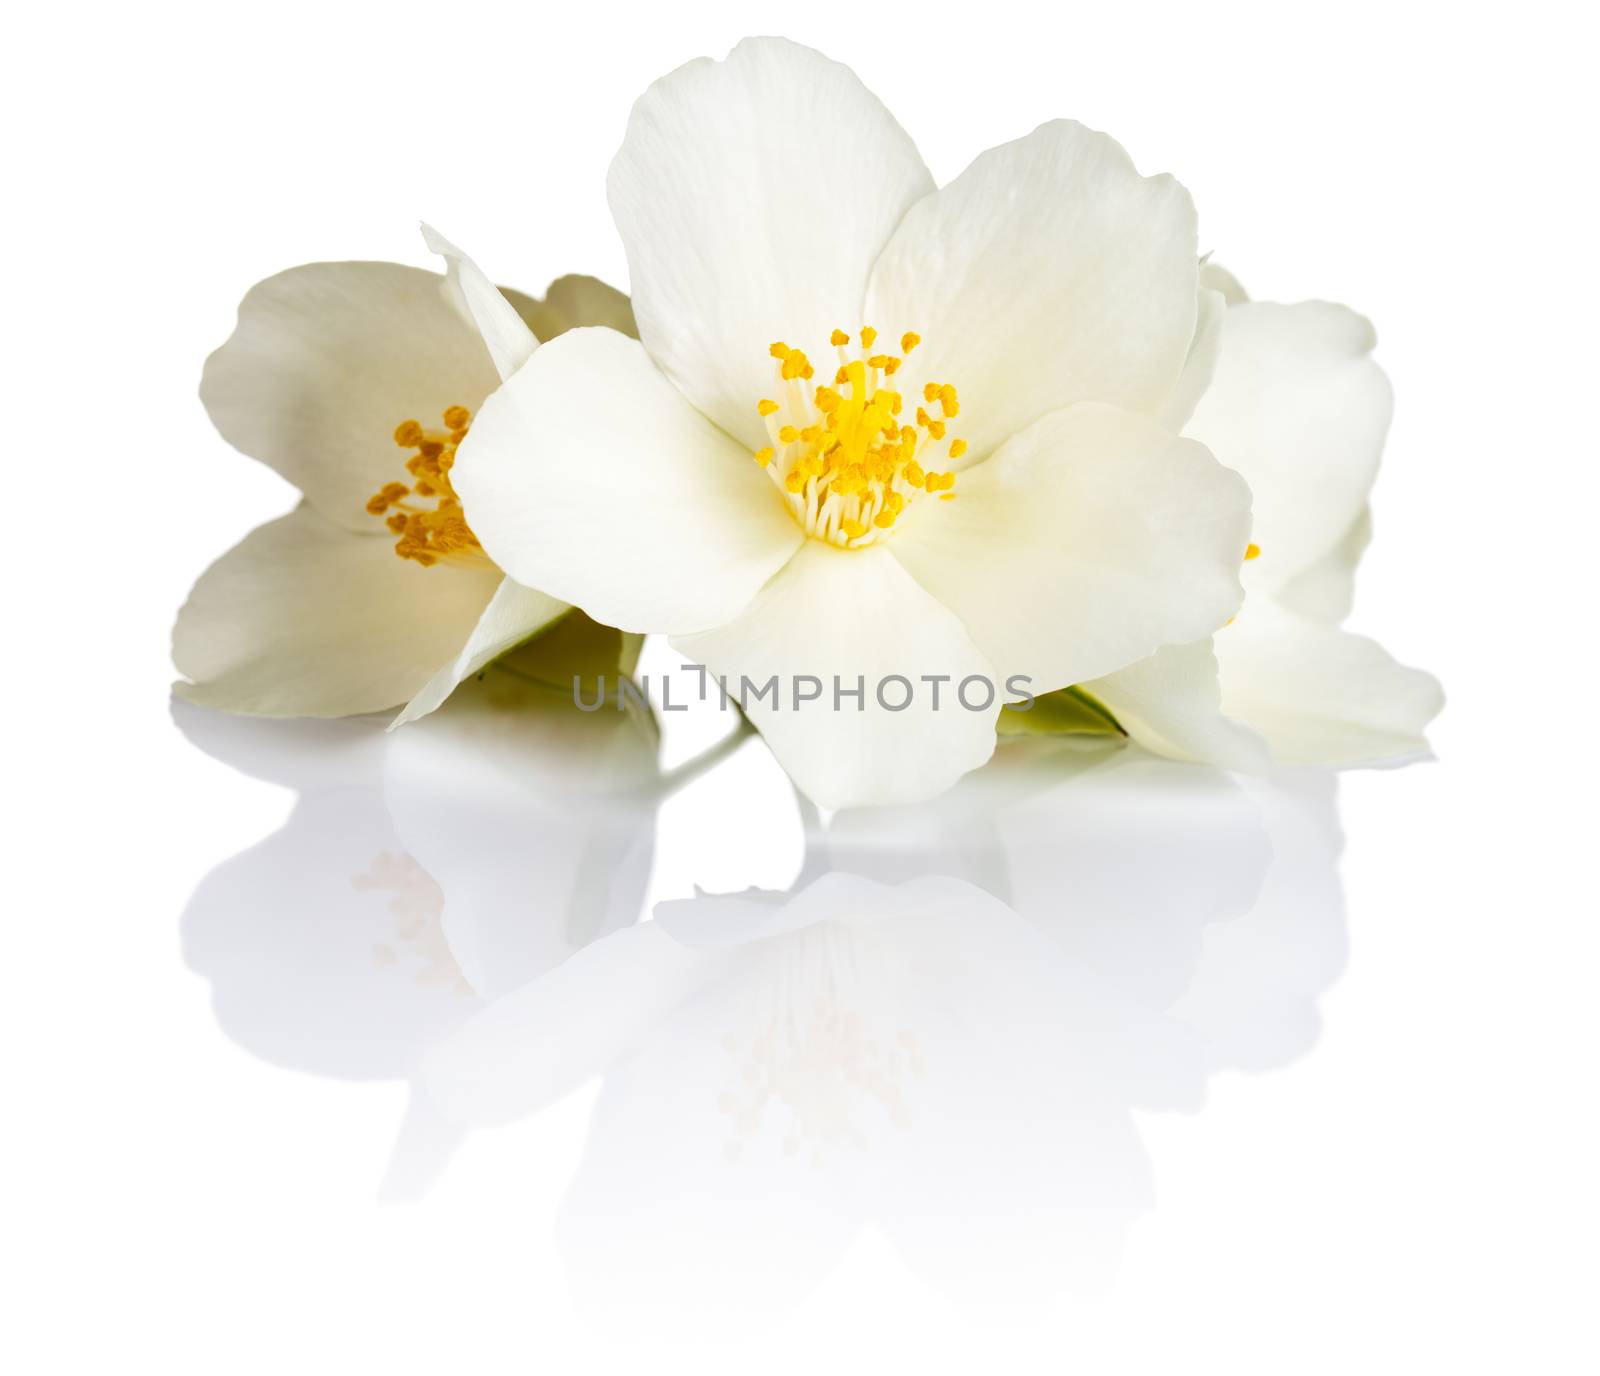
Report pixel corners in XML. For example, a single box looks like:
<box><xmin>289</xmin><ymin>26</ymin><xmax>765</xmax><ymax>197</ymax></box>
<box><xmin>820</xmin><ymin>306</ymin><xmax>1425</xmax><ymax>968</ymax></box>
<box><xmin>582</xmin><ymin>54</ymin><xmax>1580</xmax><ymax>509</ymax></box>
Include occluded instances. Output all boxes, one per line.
<box><xmin>998</xmin><ymin>684</ymin><xmax>1127</xmax><ymax>738</ymax></box>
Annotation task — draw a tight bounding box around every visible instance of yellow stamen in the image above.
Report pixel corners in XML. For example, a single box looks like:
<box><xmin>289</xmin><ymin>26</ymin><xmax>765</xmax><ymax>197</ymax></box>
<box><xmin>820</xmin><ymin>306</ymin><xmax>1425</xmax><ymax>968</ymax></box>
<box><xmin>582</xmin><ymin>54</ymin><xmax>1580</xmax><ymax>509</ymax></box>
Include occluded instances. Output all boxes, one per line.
<box><xmin>1244</xmin><ymin>542</ymin><xmax>1261</xmax><ymax>561</ymax></box>
<box><xmin>367</xmin><ymin>406</ymin><xmax>488</xmax><ymax>568</ymax></box>
<box><xmin>750</xmin><ymin>328</ymin><xmax>963</xmax><ymax>549</ymax></box>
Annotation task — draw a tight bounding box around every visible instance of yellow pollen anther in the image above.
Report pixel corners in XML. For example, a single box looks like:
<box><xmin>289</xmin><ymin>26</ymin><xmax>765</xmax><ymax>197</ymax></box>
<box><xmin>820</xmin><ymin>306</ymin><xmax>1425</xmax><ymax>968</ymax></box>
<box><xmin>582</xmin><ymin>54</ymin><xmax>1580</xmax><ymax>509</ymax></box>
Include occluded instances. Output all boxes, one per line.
<box><xmin>1244</xmin><ymin>542</ymin><xmax>1261</xmax><ymax>561</ymax></box>
<box><xmin>366</xmin><ymin>481</ymin><xmax>410</xmax><ymax>515</ymax></box>
<box><xmin>746</xmin><ymin>329</ymin><xmax>968</xmax><ymax>550</ymax></box>
<box><xmin>368</xmin><ymin>406</ymin><xmax>487</xmax><ymax>568</ymax></box>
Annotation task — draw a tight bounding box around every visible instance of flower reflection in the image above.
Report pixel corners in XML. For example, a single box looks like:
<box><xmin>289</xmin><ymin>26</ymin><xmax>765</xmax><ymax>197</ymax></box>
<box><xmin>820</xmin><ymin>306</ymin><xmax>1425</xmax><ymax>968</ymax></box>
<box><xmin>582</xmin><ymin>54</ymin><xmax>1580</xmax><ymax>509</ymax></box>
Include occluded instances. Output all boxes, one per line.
<box><xmin>178</xmin><ymin>619</ymin><xmax>670</xmax><ymax>1082</ymax></box>
<box><xmin>179</xmin><ymin>689</ymin><xmax>1345</xmax><ymax>1309</ymax></box>
<box><xmin>411</xmin><ymin>743</ymin><xmax>1342</xmax><ymax>1307</ymax></box>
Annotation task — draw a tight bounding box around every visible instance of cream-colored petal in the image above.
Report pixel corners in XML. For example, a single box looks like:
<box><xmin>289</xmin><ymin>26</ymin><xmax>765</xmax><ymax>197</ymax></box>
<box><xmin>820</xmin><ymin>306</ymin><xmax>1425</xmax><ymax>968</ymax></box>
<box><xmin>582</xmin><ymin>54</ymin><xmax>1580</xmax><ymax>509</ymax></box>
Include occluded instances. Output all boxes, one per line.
<box><xmin>890</xmin><ymin>403</ymin><xmax>1252</xmax><ymax>693</ymax></box>
<box><xmin>201</xmin><ymin>261</ymin><xmax>502</xmax><ymax>531</ymax></box>
<box><xmin>421</xmin><ymin>224</ymin><xmax>538</xmax><ymax>383</ymax></box>
<box><xmin>451</xmin><ymin>327</ymin><xmax>802</xmax><ymax>635</ymax></box>
<box><xmin>866</xmin><ymin>120</ymin><xmax>1200</xmax><ymax>459</ymax></box>
<box><xmin>504</xmin><ymin>274</ymin><xmax>638</xmax><ymax>343</ymax></box>
<box><xmin>173</xmin><ymin>504</ymin><xmax>501</xmax><ymax>717</ymax></box>
<box><xmin>1082</xmin><ymin>640</ymin><xmax>1271</xmax><ymax>772</ymax></box>
<box><xmin>1186</xmin><ymin>301</ymin><xmax>1391</xmax><ymax>589</ymax></box>
<box><xmin>607</xmin><ymin>36</ymin><xmax>933</xmax><ymax>450</ymax></box>
<box><xmin>390</xmin><ymin>578</ymin><xmax>570</xmax><ymax>728</ymax></box>
<box><xmin>673</xmin><ymin>542</ymin><xmax>999</xmax><ymax>809</ymax></box>
<box><xmin>1215</xmin><ymin>600</ymin><xmax>1444</xmax><ymax>765</ymax></box>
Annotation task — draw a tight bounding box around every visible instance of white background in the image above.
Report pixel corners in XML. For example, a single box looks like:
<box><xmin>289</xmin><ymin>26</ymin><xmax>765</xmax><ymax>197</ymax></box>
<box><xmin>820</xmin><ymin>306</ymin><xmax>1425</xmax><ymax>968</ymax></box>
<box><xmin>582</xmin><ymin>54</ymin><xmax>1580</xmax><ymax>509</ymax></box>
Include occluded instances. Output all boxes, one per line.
<box><xmin>6</xmin><ymin>2</ymin><xmax>1598</xmax><ymax>1371</ymax></box>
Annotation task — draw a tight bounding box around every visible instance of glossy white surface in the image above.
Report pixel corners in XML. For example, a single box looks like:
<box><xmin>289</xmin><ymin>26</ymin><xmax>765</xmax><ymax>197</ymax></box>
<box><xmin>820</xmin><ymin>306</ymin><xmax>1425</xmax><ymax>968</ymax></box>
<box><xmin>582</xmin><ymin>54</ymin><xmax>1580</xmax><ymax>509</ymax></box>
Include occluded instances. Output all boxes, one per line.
<box><xmin>8</xmin><ymin>2</ymin><xmax>1597</xmax><ymax>1371</ymax></box>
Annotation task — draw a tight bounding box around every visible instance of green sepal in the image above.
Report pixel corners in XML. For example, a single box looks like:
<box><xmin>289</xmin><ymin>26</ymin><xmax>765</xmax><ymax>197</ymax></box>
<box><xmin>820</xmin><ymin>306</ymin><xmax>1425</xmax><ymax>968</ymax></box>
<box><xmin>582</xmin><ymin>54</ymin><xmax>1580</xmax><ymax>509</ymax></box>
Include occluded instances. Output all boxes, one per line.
<box><xmin>998</xmin><ymin>684</ymin><xmax>1127</xmax><ymax>738</ymax></box>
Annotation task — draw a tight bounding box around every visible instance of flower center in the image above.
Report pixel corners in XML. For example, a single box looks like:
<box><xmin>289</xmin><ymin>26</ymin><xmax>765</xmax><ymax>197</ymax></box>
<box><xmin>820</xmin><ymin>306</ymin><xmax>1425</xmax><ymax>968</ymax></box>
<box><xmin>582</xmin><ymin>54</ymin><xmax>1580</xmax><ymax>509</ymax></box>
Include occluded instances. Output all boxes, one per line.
<box><xmin>365</xmin><ymin>405</ymin><xmax>489</xmax><ymax>568</ymax></box>
<box><xmin>750</xmin><ymin>328</ymin><xmax>965</xmax><ymax>548</ymax></box>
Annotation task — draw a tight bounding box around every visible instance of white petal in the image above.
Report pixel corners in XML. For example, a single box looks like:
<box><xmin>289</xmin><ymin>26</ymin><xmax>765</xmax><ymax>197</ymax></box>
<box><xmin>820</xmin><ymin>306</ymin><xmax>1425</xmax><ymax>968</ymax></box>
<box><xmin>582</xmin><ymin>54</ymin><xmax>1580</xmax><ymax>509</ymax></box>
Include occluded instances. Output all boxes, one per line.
<box><xmin>390</xmin><ymin>578</ymin><xmax>569</xmax><ymax>728</ymax></box>
<box><xmin>1185</xmin><ymin>301</ymin><xmax>1391</xmax><ymax>589</ymax></box>
<box><xmin>421</xmin><ymin>224</ymin><xmax>538</xmax><ymax>382</ymax></box>
<box><xmin>505</xmin><ymin>274</ymin><xmax>637</xmax><ymax>342</ymax></box>
<box><xmin>607</xmin><ymin>36</ymin><xmax>934</xmax><ymax>450</ymax></box>
<box><xmin>672</xmin><ymin>542</ymin><xmax>999</xmax><ymax>809</ymax></box>
<box><xmin>1082</xmin><ymin>640</ymin><xmax>1272</xmax><ymax>772</ymax></box>
<box><xmin>1158</xmin><ymin>288</ymin><xmax>1226</xmax><ymax>432</ymax></box>
<box><xmin>1215</xmin><ymin>600</ymin><xmax>1444</xmax><ymax>765</ymax></box>
<box><xmin>201</xmin><ymin>261</ymin><xmax>501</xmax><ymax>530</ymax></box>
<box><xmin>173</xmin><ymin>504</ymin><xmax>501</xmax><ymax>717</ymax></box>
<box><xmin>1199</xmin><ymin>260</ymin><xmax>1248</xmax><ymax>304</ymax></box>
<box><xmin>890</xmin><ymin>403</ymin><xmax>1252</xmax><ymax>692</ymax></box>
<box><xmin>1273</xmin><ymin>505</ymin><xmax>1372</xmax><ymax>625</ymax></box>
<box><xmin>452</xmin><ymin>327</ymin><xmax>802</xmax><ymax>635</ymax></box>
<box><xmin>865</xmin><ymin>120</ymin><xmax>1200</xmax><ymax>459</ymax></box>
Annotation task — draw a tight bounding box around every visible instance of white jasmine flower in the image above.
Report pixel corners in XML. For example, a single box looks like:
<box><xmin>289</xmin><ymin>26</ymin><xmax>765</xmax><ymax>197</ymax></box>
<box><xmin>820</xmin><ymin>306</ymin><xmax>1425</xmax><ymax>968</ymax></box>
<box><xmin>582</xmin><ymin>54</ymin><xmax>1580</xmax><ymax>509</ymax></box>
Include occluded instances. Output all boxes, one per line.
<box><xmin>1083</xmin><ymin>269</ymin><xmax>1445</xmax><ymax>767</ymax></box>
<box><xmin>452</xmin><ymin>37</ymin><xmax>1254</xmax><ymax>808</ymax></box>
<box><xmin>173</xmin><ymin>231</ymin><xmax>634</xmax><ymax>723</ymax></box>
